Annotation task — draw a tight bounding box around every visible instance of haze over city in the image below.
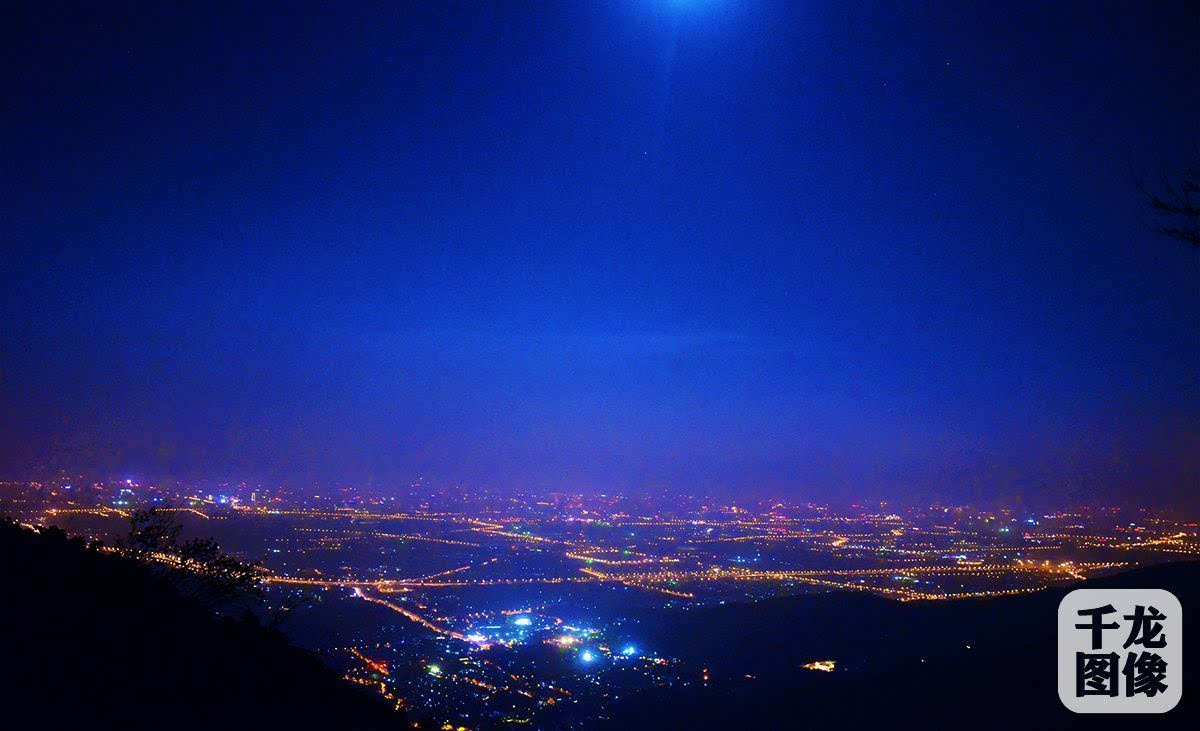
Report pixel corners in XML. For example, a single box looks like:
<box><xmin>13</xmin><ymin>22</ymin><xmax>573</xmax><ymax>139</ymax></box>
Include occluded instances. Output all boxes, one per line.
<box><xmin>4</xmin><ymin>2</ymin><xmax>1199</xmax><ymax>501</ymax></box>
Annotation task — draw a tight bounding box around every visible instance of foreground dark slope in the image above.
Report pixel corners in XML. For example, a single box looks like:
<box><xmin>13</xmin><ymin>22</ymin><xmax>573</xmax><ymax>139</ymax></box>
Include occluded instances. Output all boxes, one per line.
<box><xmin>604</xmin><ymin>562</ymin><xmax>1200</xmax><ymax>730</ymax></box>
<box><xmin>0</xmin><ymin>520</ymin><xmax>400</xmax><ymax>730</ymax></box>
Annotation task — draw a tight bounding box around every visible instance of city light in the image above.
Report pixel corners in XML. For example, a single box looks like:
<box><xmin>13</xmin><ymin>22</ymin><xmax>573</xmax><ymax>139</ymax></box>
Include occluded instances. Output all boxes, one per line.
<box><xmin>6</xmin><ymin>479</ymin><xmax>1191</xmax><ymax>730</ymax></box>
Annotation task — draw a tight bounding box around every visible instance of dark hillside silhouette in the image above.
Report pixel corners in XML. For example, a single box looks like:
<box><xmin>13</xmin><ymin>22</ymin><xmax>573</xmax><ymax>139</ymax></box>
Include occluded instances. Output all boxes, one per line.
<box><xmin>601</xmin><ymin>562</ymin><xmax>1200</xmax><ymax>730</ymax></box>
<box><xmin>0</xmin><ymin>519</ymin><xmax>403</xmax><ymax>730</ymax></box>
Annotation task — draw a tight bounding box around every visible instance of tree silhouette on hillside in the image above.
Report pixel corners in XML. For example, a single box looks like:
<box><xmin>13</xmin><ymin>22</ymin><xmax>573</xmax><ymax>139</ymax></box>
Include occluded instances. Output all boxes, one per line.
<box><xmin>1142</xmin><ymin>159</ymin><xmax>1200</xmax><ymax>249</ymax></box>
<box><xmin>120</xmin><ymin>508</ymin><xmax>263</xmax><ymax>611</ymax></box>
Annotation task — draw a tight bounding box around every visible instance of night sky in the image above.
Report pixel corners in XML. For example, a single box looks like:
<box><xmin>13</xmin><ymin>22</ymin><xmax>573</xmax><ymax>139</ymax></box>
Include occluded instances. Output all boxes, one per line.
<box><xmin>3</xmin><ymin>1</ymin><xmax>1198</xmax><ymax>504</ymax></box>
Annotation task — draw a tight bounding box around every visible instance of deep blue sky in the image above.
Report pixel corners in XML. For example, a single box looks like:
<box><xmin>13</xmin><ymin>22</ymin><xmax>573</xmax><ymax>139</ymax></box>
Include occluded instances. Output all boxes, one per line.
<box><xmin>3</xmin><ymin>1</ymin><xmax>1198</xmax><ymax>505</ymax></box>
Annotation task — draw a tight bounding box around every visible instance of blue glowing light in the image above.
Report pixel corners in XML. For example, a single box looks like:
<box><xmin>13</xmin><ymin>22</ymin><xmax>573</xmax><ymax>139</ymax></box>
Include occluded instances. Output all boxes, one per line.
<box><xmin>621</xmin><ymin>645</ymin><xmax>637</xmax><ymax>656</ymax></box>
<box><xmin>581</xmin><ymin>650</ymin><xmax>595</xmax><ymax>663</ymax></box>
<box><xmin>513</xmin><ymin>616</ymin><xmax>532</xmax><ymax>626</ymax></box>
